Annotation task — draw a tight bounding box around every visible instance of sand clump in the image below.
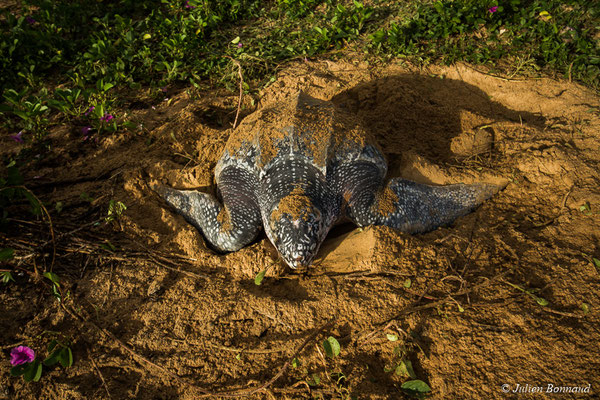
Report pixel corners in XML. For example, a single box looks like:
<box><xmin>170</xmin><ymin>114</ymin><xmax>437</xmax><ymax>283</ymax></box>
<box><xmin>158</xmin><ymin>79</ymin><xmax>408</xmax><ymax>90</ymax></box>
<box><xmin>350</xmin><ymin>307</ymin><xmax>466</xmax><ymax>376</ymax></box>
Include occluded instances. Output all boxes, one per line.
<box><xmin>224</xmin><ymin>91</ymin><xmax>372</xmax><ymax>169</ymax></box>
<box><xmin>270</xmin><ymin>186</ymin><xmax>316</xmax><ymax>222</ymax></box>
<box><xmin>216</xmin><ymin>206</ymin><xmax>232</xmax><ymax>233</ymax></box>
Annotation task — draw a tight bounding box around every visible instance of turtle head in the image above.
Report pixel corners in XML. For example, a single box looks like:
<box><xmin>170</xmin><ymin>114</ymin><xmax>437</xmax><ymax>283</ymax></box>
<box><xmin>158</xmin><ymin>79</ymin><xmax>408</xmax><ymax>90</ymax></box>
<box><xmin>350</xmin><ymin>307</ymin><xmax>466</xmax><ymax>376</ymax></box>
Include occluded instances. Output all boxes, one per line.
<box><xmin>266</xmin><ymin>190</ymin><xmax>329</xmax><ymax>269</ymax></box>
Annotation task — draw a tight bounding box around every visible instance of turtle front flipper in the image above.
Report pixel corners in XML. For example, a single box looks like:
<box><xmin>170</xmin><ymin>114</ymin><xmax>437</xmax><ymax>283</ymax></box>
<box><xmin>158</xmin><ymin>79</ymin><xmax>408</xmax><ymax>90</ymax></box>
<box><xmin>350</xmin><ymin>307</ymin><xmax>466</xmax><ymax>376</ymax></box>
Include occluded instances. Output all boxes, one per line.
<box><xmin>156</xmin><ymin>167</ymin><xmax>261</xmax><ymax>252</ymax></box>
<box><xmin>347</xmin><ymin>177</ymin><xmax>502</xmax><ymax>234</ymax></box>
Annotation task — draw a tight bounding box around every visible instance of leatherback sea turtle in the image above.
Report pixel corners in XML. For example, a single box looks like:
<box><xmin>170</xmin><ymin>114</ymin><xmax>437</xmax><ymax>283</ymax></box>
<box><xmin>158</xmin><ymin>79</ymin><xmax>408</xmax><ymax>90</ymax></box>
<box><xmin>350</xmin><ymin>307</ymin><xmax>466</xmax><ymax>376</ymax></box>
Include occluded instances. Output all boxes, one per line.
<box><xmin>158</xmin><ymin>91</ymin><xmax>500</xmax><ymax>268</ymax></box>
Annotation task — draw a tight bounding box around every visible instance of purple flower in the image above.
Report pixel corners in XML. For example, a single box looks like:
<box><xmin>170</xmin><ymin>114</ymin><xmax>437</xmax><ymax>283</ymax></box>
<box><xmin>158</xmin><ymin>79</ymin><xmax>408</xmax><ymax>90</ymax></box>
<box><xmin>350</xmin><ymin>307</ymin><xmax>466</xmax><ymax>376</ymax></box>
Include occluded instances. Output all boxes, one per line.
<box><xmin>488</xmin><ymin>6</ymin><xmax>498</xmax><ymax>13</ymax></box>
<box><xmin>81</xmin><ymin>126</ymin><xmax>92</xmax><ymax>136</ymax></box>
<box><xmin>84</xmin><ymin>106</ymin><xmax>95</xmax><ymax>116</ymax></box>
<box><xmin>184</xmin><ymin>1</ymin><xmax>196</xmax><ymax>9</ymax></box>
<box><xmin>10</xmin><ymin>130</ymin><xmax>24</xmax><ymax>143</ymax></box>
<box><xmin>237</xmin><ymin>42</ymin><xmax>243</xmax><ymax>48</ymax></box>
<box><xmin>10</xmin><ymin>346</ymin><xmax>35</xmax><ymax>366</ymax></box>
<box><xmin>100</xmin><ymin>113</ymin><xmax>114</xmax><ymax>122</ymax></box>
<box><xmin>25</xmin><ymin>16</ymin><xmax>36</xmax><ymax>25</ymax></box>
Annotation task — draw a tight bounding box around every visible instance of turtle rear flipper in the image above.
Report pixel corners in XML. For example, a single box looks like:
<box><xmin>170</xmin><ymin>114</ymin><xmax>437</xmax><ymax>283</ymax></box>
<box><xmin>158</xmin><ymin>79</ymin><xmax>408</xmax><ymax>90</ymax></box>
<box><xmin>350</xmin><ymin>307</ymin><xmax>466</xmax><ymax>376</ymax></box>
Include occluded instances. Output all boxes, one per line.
<box><xmin>156</xmin><ymin>166</ymin><xmax>262</xmax><ymax>251</ymax></box>
<box><xmin>348</xmin><ymin>178</ymin><xmax>502</xmax><ymax>234</ymax></box>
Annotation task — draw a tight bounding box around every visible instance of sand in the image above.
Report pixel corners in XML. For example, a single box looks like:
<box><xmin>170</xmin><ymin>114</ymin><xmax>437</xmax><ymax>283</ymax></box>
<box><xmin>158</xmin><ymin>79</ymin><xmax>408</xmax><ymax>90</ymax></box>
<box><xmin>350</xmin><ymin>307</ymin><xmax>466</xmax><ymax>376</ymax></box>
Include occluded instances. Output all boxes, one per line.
<box><xmin>1</xmin><ymin>59</ymin><xmax>599</xmax><ymax>399</ymax></box>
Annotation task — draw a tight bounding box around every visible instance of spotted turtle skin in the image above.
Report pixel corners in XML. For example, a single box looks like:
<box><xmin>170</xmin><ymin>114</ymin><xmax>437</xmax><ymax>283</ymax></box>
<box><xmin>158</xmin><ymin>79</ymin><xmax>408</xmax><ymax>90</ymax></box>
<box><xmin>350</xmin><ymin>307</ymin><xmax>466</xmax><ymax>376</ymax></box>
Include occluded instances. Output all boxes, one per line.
<box><xmin>158</xmin><ymin>92</ymin><xmax>500</xmax><ymax>268</ymax></box>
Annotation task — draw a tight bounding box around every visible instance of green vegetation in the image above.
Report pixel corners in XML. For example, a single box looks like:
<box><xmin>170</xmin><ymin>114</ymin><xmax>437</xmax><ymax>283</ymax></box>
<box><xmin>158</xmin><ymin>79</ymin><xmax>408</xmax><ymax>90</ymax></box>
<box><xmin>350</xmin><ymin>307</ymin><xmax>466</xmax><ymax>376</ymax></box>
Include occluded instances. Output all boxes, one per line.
<box><xmin>322</xmin><ymin>335</ymin><xmax>341</xmax><ymax>358</ymax></box>
<box><xmin>9</xmin><ymin>340</ymin><xmax>73</xmax><ymax>383</ymax></box>
<box><xmin>0</xmin><ymin>0</ymin><xmax>598</xmax><ymax>143</ymax></box>
<box><xmin>385</xmin><ymin>332</ymin><xmax>432</xmax><ymax>398</ymax></box>
<box><xmin>372</xmin><ymin>0</ymin><xmax>599</xmax><ymax>85</ymax></box>
<box><xmin>504</xmin><ymin>281</ymin><xmax>550</xmax><ymax>306</ymax></box>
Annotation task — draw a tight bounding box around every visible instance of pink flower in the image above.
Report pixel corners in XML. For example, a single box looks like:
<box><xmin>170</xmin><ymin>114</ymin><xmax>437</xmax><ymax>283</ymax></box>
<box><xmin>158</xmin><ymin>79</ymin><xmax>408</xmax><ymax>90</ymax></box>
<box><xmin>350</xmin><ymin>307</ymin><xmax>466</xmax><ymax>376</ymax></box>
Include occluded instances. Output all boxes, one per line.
<box><xmin>10</xmin><ymin>346</ymin><xmax>35</xmax><ymax>366</ymax></box>
<box><xmin>10</xmin><ymin>130</ymin><xmax>24</xmax><ymax>143</ymax></box>
<box><xmin>237</xmin><ymin>42</ymin><xmax>243</xmax><ymax>48</ymax></box>
<box><xmin>184</xmin><ymin>1</ymin><xmax>196</xmax><ymax>9</ymax></box>
<box><xmin>82</xmin><ymin>126</ymin><xmax>92</xmax><ymax>135</ymax></box>
<box><xmin>488</xmin><ymin>6</ymin><xmax>498</xmax><ymax>13</ymax></box>
<box><xmin>100</xmin><ymin>113</ymin><xmax>114</xmax><ymax>122</ymax></box>
<box><xmin>84</xmin><ymin>106</ymin><xmax>95</xmax><ymax>116</ymax></box>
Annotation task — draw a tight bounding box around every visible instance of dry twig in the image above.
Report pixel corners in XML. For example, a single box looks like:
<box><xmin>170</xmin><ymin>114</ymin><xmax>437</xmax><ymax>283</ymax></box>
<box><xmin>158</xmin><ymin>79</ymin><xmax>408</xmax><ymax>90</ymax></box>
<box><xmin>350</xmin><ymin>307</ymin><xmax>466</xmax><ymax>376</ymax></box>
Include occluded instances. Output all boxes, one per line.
<box><xmin>224</xmin><ymin>56</ymin><xmax>244</xmax><ymax>129</ymax></box>
<box><xmin>88</xmin><ymin>350</ymin><xmax>112</xmax><ymax>399</ymax></box>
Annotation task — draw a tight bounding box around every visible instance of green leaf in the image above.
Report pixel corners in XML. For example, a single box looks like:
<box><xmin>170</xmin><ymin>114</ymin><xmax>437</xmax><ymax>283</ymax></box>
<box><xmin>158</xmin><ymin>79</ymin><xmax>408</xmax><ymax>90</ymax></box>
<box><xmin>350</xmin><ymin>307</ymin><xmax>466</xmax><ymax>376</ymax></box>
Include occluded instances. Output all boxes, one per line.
<box><xmin>231</xmin><ymin>36</ymin><xmax>240</xmax><ymax>44</ymax></box>
<box><xmin>534</xmin><ymin>296</ymin><xmax>549</xmax><ymax>306</ymax></box>
<box><xmin>43</xmin><ymin>349</ymin><xmax>61</xmax><ymax>366</ymax></box>
<box><xmin>44</xmin><ymin>345</ymin><xmax>72</xmax><ymax>367</ymax></box>
<box><xmin>386</xmin><ymin>334</ymin><xmax>398</xmax><ymax>342</ymax></box>
<box><xmin>13</xmin><ymin>110</ymin><xmax>30</xmax><ymax>120</ymax></box>
<box><xmin>54</xmin><ymin>349</ymin><xmax>71</xmax><ymax>367</ymax></box>
<box><xmin>122</xmin><ymin>121</ymin><xmax>139</xmax><ymax>131</ymax></box>
<box><xmin>401</xmin><ymin>379</ymin><xmax>431</xmax><ymax>397</ymax></box>
<box><xmin>322</xmin><ymin>336</ymin><xmax>340</xmax><ymax>358</ymax></box>
<box><xmin>99</xmin><ymin>241</ymin><xmax>116</xmax><ymax>252</ymax></box>
<box><xmin>43</xmin><ymin>271</ymin><xmax>60</xmax><ymax>287</ymax></box>
<box><xmin>71</xmin><ymin>89</ymin><xmax>82</xmax><ymax>102</ymax></box>
<box><xmin>7</xmin><ymin>165</ymin><xmax>24</xmax><ymax>185</ymax></box>
<box><xmin>254</xmin><ymin>269</ymin><xmax>266</xmax><ymax>285</ymax></box>
<box><xmin>0</xmin><ymin>248</ymin><xmax>15</xmax><ymax>260</ymax></box>
<box><xmin>47</xmin><ymin>99</ymin><xmax>67</xmax><ymax>111</ymax></box>
<box><xmin>10</xmin><ymin>363</ymin><xmax>29</xmax><ymax>376</ymax></box>
<box><xmin>47</xmin><ymin>340</ymin><xmax>58</xmax><ymax>352</ymax></box>
<box><xmin>21</xmin><ymin>190</ymin><xmax>41</xmax><ymax>215</ymax></box>
<box><xmin>291</xmin><ymin>357</ymin><xmax>299</xmax><ymax>368</ymax></box>
<box><xmin>32</xmin><ymin>360</ymin><xmax>43</xmax><ymax>382</ymax></box>
<box><xmin>80</xmin><ymin>192</ymin><xmax>93</xmax><ymax>202</ymax></box>
<box><xmin>395</xmin><ymin>360</ymin><xmax>417</xmax><ymax>379</ymax></box>
<box><xmin>593</xmin><ymin>258</ymin><xmax>600</xmax><ymax>269</ymax></box>
<box><xmin>1</xmin><ymin>271</ymin><xmax>15</xmax><ymax>284</ymax></box>
<box><xmin>51</xmin><ymin>284</ymin><xmax>62</xmax><ymax>302</ymax></box>
<box><xmin>581</xmin><ymin>303</ymin><xmax>589</xmax><ymax>314</ymax></box>
<box><xmin>23</xmin><ymin>360</ymin><xmax>42</xmax><ymax>382</ymax></box>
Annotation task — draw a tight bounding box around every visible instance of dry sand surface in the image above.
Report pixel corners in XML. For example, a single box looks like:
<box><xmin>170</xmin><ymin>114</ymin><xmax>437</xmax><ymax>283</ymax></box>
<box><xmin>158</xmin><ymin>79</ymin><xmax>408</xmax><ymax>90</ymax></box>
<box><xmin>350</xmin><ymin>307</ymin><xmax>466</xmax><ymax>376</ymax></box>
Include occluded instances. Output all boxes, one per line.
<box><xmin>1</xmin><ymin>60</ymin><xmax>600</xmax><ymax>399</ymax></box>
